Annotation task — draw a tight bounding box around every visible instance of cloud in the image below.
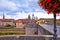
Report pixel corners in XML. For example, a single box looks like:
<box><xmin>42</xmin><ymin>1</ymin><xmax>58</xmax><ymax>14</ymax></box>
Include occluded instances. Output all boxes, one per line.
<box><xmin>12</xmin><ymin>12</ymin><xmax>54</xmax><ymax>20</ymax></box>
<box><xmin>0</xmin><ymin>0</ymin><xmax>19</xmax><ymax>11</ymax></box>
<box><xmin>0</xmin><ymin>0</ymin><xmax>60</xmax><ymax>20</ymax></box>
<box><xmin>0</xmin><ymin>11</ymin><xmax>60</xmax><ymax>20</ymax></box>
<box><xmin>14</xmin><ymin>12</ymin><xmax>29</xmax><ymax>19</ymax></box>
<box><xmin>0</xmin><ymin>0</ymin><xmax>43</xmax><ymax>12</ymax></box>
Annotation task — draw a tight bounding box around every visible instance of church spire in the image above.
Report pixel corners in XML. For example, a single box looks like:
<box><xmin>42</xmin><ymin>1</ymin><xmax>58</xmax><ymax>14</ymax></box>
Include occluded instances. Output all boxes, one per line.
<box><xmin>32</xmin><ymin>14</ymin><xmax>34</xmax><ymax>20</ymax></box>
<box><xmin>3</xmin><ymin>12</ymin><xmax>5</xmax><ymax>20</ymax></box>
<box><xmin>28</xmin><ymin>15</ymin><xmax>30</xmax><ymax>20</ymax></box>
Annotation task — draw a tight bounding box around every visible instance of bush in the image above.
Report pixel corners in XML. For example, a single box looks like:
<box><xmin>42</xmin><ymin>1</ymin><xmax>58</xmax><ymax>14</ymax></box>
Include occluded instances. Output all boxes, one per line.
<box><xmin>5</xmin><ymin>24</ymin><xmax>11</xmax><ymax>27</ymax></box>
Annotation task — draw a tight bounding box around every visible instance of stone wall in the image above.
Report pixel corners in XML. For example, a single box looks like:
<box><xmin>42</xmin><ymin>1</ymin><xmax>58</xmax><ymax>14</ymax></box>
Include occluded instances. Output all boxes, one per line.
<box><xmin>0</xmin><ymin>35</ymin><xmax>60</xmax><ymax>40</ymax></box>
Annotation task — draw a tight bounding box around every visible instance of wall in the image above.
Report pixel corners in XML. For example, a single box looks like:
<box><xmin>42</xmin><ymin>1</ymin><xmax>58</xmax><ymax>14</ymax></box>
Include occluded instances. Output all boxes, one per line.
<box><xmin>25</xmin><ymin>28</ymin><xmax>38</xmax><ymax>35</ymax></box>
<box><xmin>0</xmin><ymin>35</ymin><xmax>60</xmax><ymax>40</ymax></box>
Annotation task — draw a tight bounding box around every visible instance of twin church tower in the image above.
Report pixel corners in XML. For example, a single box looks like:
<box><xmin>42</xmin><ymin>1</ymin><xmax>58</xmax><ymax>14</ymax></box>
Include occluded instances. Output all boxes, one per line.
<box><xmin>28</xmin><ymin>14</ymin><xmax>38</xmax><ymax>20</ymax></box>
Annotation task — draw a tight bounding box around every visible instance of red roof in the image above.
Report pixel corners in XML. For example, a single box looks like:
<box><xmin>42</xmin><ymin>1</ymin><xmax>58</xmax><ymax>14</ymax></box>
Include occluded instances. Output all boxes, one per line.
<box><xmin>16</xmin><ymin>19</ymin><xmax>37</xmax><ymax>24</ymax></box>
<box><xmin>0</xmin><ymin>19</ymin><xmax>15</xmax><ymax>22</ymax></box>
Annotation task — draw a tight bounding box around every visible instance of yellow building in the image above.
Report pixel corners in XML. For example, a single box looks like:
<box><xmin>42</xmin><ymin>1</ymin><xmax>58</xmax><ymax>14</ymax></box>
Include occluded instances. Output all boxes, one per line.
<box><xmin>37</xmin><ymin>19</ymin><xmax>45</xmax><ymax>24</ymax></box>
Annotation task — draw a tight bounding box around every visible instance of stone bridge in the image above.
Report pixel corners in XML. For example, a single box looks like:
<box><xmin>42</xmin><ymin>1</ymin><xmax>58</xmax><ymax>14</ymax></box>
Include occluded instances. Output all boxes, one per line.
<box><xmin>0</xmin><ymin>24</ymin><xmax>60</xmax><ymax>40</ymax></box>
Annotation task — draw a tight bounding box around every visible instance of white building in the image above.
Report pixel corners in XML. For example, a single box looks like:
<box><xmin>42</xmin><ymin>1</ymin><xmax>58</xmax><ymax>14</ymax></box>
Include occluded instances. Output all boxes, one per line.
<box><xmin>0</xmin><ymin>12</ymin><xmax>15</xmax><ymax>27</ymax></box>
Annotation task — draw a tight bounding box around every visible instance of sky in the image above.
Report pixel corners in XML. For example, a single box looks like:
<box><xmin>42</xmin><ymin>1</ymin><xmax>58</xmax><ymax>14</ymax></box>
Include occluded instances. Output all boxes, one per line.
<box><xmin>0</xmin><ymin>0</ymin><xmax>60</xmax><ymax>20</ymax></box>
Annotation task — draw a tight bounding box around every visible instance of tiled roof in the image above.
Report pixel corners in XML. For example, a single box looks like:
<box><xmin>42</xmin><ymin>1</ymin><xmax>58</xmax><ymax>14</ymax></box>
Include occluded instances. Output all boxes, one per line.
<box><xmin>16</xmin><ymin>19</ymin><xmax>37</xmax><ymax>24</ymax></box>
<box><xmin>0</xmin><ymin>19</ymin><xmax>15</xmax><ymax>22</ymax></box>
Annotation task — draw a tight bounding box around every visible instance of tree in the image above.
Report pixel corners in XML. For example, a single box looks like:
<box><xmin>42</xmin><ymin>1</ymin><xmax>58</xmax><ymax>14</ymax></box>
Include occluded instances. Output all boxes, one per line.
<box><xmin>5</xmin><ymin>24</ymin><xmax>11</xmax><ymax>27</ymax></box>
<box><xmin>38</xmin><ymin>0</ymin><xmax>60</xmax><ymax>40</ymax></box>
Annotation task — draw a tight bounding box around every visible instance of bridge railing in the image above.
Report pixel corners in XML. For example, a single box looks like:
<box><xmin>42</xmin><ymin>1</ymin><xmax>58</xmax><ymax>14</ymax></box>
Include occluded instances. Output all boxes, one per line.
<box><xmin>38</xmin><ymin>25</ymin><xmax>54</xmax><ymax>35</ymax></box>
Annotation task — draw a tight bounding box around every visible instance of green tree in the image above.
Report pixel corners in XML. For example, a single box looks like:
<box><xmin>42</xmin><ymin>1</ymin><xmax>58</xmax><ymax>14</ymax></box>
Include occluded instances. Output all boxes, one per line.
<box><xmin>5</xmin><ymin>24</ymin><xmax>11</xmax><ymax>27</ymax></box>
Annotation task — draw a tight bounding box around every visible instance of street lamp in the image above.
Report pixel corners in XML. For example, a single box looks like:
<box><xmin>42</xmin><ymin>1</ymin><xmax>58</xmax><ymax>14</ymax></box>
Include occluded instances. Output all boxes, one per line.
<box><xmin>53</xmin><ymin>14</ymin><xmax>57</xmax><ymax>40</ymax></box>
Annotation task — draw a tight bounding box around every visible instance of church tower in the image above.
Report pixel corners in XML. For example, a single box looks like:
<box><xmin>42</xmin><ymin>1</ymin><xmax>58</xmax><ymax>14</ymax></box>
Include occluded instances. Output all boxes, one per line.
<box><xmin>28</xmin><ymin>15</ymin><xmax>31</xmax><ymax>20</ymax></box>
<box><xmin>3</xmin><ymin>12</ymin><xmax>5</xmax><ymax>20</ymax></box>
<box><xmin>32</xmin><ymin>14</ymin><xmax>35</xmax><ymax>20</ymax></box>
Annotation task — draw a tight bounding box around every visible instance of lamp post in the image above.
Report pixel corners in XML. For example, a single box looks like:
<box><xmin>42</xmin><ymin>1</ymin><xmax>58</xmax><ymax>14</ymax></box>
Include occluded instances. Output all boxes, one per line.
<box><xmin>53</xmin><ymin>14</ymin><xmax>57</xmax><ymax>40</ymax></box>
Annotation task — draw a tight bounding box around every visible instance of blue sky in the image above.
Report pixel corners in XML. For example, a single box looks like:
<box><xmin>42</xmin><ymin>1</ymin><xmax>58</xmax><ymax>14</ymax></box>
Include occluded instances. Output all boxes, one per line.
<box><xmin>0</xmin><ymin>0</ymin><xmax>60</xmax><ymax>19</ymax></box>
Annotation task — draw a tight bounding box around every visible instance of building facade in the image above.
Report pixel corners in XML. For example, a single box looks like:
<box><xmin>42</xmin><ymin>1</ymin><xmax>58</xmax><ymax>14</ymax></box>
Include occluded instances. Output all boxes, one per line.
<box><xmin>16</xmin><ymin>15</ymin><xmax>37</xmax><ymax>28</ymax></box>
<box><xmin>0</xmin><ymin>13</ymin><xmax>15</xmax><ymax>27</ymax></box>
